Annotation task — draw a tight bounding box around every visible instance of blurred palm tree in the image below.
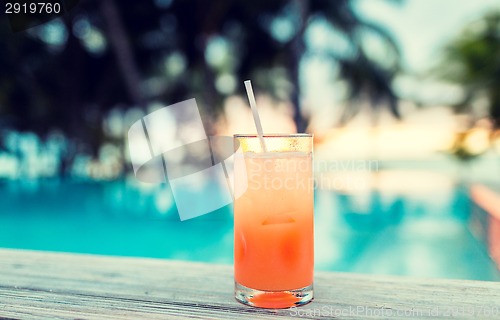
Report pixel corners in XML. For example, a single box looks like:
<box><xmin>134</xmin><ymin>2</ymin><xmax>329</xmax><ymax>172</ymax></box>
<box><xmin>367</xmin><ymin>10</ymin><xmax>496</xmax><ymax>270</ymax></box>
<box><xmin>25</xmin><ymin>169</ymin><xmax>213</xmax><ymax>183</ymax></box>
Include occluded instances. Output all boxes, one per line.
<box><xmin>441</xmin><ymin>11</ymin><xmax>500</xmax><ymax>129</ymax></box>
<box><xmin>304</xmin><ymin>0</ymin><xmax>402</xmax><ymax>129</ymax></box>
<box><xmin>187</xmin><ymin>0</ymin><xmax>403</xmax><ymax>132</ymax></box>
<box><xmin>153</xmin><ymin>0</ymin><xmax>402</xmax><ymax>131</ymax></box>
<box><xmin>0</xmin><ymin>0</ymin><xmax>402</xmax><ymax>175</ymax></box>
<box><xmin>439</xmin><ymin>11</ymin><xmax>500</xmax><ymax>177</ymax></box>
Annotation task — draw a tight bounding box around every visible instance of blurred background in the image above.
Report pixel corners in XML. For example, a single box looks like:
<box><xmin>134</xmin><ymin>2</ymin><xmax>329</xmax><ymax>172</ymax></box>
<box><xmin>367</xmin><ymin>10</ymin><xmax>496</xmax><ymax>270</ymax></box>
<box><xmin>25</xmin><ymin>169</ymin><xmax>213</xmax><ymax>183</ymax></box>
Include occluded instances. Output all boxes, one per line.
<box><xmin>1</xmin><ymin>0</ymin><xmax>499</xmax><ymax>280</ymax></box>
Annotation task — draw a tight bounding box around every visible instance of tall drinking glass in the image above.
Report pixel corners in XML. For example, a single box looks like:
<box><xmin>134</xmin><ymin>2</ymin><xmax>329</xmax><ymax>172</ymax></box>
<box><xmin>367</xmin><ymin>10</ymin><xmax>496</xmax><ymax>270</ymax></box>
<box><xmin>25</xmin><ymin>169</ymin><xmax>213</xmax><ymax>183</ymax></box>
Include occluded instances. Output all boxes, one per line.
<box><xmin>233</xmin><ymin>134</ymin><xmax>314</xmax><ymax>309</ymax></box>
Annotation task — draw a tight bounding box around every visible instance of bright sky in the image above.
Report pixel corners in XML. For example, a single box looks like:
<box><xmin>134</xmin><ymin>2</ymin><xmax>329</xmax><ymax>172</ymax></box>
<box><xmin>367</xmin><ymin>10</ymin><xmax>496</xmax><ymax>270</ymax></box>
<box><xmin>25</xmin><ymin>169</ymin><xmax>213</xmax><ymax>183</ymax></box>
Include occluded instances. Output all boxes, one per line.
<box><xmin>356</xmin><ymin>0</ymin><xmax>500</xmax><ymax>73</ymax></box>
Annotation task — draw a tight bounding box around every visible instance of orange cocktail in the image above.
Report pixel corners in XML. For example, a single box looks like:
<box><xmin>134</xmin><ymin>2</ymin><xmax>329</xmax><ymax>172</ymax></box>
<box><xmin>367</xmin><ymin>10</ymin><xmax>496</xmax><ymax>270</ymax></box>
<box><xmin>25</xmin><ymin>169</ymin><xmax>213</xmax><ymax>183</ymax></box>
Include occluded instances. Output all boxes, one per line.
<box><xmin>234</xmin><ymin>134</ymin><xmax>314</xmax><ymax>309</ymax></box>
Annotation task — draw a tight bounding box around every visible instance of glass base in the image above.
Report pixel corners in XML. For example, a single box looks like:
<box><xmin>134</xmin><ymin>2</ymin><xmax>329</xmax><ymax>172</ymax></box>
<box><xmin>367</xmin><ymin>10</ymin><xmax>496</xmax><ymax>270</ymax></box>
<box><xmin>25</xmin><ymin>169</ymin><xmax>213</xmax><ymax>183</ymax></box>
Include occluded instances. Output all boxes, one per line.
<box><xmin>234</xmin><ymin>282</ymin><xmax>313</xmax><ymax>309</ymax></box>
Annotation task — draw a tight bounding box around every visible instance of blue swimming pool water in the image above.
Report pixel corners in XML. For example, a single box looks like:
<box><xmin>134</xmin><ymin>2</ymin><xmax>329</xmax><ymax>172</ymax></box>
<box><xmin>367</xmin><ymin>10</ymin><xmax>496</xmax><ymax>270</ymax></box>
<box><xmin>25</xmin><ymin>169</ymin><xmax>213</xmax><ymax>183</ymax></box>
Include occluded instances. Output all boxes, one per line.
<box><xmin>0</xmin><ymin>177</ymin><xmax>498</xmax><ymax>281</ymax></box>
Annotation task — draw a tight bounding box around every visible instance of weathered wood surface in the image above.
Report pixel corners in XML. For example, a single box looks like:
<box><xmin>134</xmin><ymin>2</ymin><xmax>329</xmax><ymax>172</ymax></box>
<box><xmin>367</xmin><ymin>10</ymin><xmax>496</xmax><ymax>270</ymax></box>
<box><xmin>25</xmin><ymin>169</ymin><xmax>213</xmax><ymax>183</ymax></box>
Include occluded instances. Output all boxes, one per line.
<box><xmin>0</xmin><ymin>248</ymin><xmax>499</xmax><ymax>319</ymax></box>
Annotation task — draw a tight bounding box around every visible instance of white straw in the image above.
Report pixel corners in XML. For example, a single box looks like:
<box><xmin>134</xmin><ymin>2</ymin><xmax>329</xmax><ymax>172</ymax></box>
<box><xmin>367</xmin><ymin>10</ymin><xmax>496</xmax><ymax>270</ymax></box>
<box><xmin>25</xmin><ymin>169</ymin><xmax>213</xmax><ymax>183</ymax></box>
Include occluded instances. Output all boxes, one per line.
<box><xmin>244</xmin><ymin>80</ymin><xmax>267</xmax><ymax>152</ymax></box>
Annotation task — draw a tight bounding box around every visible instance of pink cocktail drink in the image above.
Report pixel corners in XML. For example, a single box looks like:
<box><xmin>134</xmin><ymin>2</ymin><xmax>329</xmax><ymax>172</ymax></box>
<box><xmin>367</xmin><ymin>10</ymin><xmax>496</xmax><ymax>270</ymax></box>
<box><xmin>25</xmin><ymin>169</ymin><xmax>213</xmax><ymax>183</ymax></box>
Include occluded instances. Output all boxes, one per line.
<box><xmin>234</xmin><ymin>134</ymin><xmax>314</xmax><ymax>309</ymax></box>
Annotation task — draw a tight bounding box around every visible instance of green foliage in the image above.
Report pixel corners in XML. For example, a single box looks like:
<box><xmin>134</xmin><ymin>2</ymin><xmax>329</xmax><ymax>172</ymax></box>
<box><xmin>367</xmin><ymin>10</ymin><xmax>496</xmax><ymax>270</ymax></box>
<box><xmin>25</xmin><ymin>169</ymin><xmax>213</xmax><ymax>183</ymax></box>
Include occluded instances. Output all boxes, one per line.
<box><xmin>442</xmin><ymin>11</ymin><xmax>500</xmax><ymax>127</ymax></box>
<box><xmin>0</xmin><ymin>0</ymin><xmax>401</xmax><ymax>152</ymax></box>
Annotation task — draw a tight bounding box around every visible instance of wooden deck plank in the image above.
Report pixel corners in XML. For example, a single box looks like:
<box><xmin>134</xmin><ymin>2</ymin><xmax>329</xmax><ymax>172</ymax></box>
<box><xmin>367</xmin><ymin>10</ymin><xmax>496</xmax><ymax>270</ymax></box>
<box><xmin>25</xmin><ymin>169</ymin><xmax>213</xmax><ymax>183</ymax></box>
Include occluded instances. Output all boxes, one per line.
<box><xmin>0</xmin><ymin>248</ymin><xmax>499</xmax><ymax>319</ymax></box>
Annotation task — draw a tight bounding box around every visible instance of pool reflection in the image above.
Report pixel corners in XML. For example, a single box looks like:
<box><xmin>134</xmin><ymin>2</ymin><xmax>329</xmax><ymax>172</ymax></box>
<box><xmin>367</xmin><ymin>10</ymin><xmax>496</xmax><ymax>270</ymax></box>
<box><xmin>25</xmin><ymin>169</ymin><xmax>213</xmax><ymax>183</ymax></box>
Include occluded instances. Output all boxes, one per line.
<box><xmin>0</xmin><ymin>174</ymin><xmax>499</xmax><ymax>281</ymax></box>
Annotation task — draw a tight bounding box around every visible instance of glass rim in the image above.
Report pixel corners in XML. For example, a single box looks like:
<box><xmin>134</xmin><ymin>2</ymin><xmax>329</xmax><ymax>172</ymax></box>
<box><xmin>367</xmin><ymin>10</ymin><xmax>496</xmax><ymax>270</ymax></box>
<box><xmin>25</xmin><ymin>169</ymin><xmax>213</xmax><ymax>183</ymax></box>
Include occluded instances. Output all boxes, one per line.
<box><xmin>233</xmin><ymin>133</ymin><xmax>313</xmax><ymax>138</ymax></box>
